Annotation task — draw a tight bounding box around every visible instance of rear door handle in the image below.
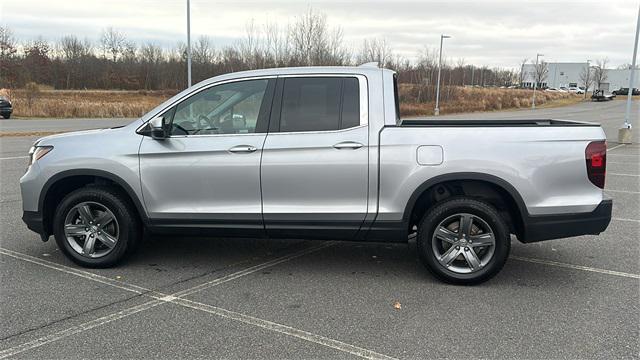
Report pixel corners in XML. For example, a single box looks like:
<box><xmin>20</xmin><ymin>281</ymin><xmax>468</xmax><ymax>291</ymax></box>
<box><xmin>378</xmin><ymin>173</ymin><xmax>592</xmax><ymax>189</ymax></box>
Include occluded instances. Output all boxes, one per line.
<box><xmin>333</xmin><ymin>141</ymin><xmax>364</xmax><ymax>150</ymax></box>
<box><xmin>228</xmin><ymin>145</ymin><xmax>257</xmax><ymax>153</ymax></box>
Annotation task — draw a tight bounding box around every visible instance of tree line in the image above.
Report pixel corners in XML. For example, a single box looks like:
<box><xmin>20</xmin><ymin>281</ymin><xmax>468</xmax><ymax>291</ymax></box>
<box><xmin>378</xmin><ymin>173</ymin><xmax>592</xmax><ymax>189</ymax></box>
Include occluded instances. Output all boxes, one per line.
<box><xmin>0</xmin><ymin>9</ymin><xmax>520</xmax><ymax>97</ymax></box>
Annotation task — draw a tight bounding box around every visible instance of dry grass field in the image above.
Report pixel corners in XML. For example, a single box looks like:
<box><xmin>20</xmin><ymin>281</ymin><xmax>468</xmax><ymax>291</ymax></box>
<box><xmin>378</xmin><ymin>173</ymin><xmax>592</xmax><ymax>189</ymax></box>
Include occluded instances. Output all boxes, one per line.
<box><xmin>1</xmin><ymin>88</ymin><xmax>174</xmax><ymax>118</ymax></box>
<box><xmin>1</xmin><ymin>85</ymin><xmax>582</xmax><ymax>119</ymax></box>
<box><xmin>399</xmin><ymin>84</ymin><xmax>582</xmax><ymax>117</ymax></box>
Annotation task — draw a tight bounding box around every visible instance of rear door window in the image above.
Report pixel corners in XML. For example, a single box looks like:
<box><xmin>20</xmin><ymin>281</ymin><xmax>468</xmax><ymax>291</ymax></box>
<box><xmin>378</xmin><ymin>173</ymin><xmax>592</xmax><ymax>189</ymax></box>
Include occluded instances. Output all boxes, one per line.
<box><xmin>279</xmin><ymin>77</ymin><xmax>360</xmax><ymax>132</ymax></box>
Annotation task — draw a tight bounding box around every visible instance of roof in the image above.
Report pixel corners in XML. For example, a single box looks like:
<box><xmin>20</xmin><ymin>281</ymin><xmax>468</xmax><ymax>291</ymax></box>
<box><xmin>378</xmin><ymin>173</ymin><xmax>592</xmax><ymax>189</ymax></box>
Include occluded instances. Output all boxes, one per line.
<box><xmin>196</xmin><ymin>65</ymin><xmax>393</xmax><ymax>86</ymax></box>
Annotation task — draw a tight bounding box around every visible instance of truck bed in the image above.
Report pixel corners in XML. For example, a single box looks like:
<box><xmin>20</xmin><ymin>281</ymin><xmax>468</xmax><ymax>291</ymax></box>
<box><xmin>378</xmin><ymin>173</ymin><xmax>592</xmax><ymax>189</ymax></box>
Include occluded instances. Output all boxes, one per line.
<box><xmin>399</xmin><ymin>118</ymin><xmax>600</xmax><ymax>127</ymax></box>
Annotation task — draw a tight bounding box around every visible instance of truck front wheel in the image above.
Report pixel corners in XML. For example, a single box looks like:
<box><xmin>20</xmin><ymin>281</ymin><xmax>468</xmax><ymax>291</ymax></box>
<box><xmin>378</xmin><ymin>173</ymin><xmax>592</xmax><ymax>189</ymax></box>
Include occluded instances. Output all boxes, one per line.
<box><xmin>417</xmin><ymin>197</ymin><xmax>510</xmax><ymax>285</ymax></box>
<box><xmin>52</xmin><ymin>185</ymin><xmax>141</xmax><ymax>268</ymax></box>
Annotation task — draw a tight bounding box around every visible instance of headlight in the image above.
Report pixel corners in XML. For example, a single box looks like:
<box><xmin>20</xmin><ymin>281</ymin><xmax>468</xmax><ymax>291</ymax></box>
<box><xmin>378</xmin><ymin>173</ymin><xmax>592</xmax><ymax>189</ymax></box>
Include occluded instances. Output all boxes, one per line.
<box><xmin>28</xmin><ymin>145</ymin><xmax>53</xmax><ymax>165</ymax></box>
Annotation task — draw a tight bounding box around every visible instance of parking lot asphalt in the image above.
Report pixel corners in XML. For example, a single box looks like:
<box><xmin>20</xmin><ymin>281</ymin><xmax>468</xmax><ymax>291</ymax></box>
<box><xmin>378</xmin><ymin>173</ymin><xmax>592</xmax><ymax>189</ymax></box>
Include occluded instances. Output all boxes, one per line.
<box><xmin>0</xmin><ymin>118</ymin><xmax>136</xmax><ymax>133</ymax></box>
<box><xmin>1</xmin><ymin>101</ymin><xmax>639</xmax><ymax>359</ymax></box>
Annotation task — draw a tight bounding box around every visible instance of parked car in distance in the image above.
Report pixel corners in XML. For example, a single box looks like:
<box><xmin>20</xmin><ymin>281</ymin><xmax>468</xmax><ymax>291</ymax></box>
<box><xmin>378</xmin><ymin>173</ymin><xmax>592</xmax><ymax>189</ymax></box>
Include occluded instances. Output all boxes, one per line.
<box><xmin>545</xmin><ymin>87</ymin><xmax>566</xmax><ymax>92</ymax></box>
<box><xmin>20</xmin><ymin>65</ymin><xmax>612</xmax><ymax>285</ymax></box>
<box><xmin>612</xmin><ymin>88</ymin><xmax>640</xmax><ymax>96</ymax></box>
<box><xmin>568</xmin><ymin>87</ymin><xmax>585</xmax><ymax>94</ymax></box>
<box><xmin>0</xmin><ymin>96</ymin><xmax>12</xmax><ymax>119</ymax></box>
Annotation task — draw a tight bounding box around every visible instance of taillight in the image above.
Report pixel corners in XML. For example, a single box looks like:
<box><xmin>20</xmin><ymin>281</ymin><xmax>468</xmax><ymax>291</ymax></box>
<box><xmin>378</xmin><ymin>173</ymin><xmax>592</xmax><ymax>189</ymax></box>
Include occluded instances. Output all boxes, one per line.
<box><xmin>585</xmin><ymin>141</ymin><xmax>607</xmax><ymax>189</ymax></box>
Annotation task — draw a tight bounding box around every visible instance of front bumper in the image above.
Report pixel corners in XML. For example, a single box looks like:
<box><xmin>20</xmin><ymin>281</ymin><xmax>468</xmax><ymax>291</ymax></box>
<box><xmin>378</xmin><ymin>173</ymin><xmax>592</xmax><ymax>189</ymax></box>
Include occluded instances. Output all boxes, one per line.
<box><xmin>22</xmin><ymin>211</ymin><xmax>49</xmax><ymax>242</ymax></box>
<box><xmin>520</xmin><ymin>199</ymin><xmax>612</xmax><ymax>243</ymax></box>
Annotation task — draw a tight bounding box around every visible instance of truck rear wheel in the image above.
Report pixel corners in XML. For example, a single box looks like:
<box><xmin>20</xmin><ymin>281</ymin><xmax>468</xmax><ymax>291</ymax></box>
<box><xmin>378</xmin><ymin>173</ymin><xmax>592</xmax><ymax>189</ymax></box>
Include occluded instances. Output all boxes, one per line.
<box><xmin>417</xmin><ymin>197</ymin><xmax>510</xmax><ymax>285</ymax></box>
<box><xmin>53</xmin><ymin>185</ymin><xmax>141</xmax><ymax>268</ymax></box>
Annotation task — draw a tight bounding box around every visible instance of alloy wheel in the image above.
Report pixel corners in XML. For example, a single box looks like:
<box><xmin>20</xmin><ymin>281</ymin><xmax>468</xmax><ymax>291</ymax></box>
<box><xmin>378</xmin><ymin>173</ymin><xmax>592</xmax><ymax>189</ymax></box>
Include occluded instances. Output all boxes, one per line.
<box><xmin>431</xmin><ymin>213</ymin><xmax>496</xmax><ymax>274</ymax></box>
<box><xmin>63</xmin><ymin>201</ymin><xmax>119</xmax><ymax>258</ymax></box>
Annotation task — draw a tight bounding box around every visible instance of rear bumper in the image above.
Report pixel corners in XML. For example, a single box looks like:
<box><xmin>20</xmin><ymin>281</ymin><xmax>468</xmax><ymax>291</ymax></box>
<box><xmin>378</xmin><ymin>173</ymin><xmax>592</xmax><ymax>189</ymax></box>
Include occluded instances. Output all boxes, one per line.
<box><xmin>22</xmin><ymin>211</ymin><xmax>49</xmax><ymax>242</ymax></box>
<box><xmin>0</xmin><ymin>107</ymin><xmax>12</xmax><ymax>115</ymax></box>
<box><xmin>520</xmin><ymin>199</ymin><xmax>612</xmax><ymax>243</ymax></box>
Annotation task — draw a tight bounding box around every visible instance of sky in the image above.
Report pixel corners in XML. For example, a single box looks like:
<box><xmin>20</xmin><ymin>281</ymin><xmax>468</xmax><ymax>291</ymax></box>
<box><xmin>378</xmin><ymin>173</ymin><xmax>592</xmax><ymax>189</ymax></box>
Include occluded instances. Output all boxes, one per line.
<box><xmin>1</xmin><ymin>0</ymin><xmax>639</xmax><ymax>69</ymax></box>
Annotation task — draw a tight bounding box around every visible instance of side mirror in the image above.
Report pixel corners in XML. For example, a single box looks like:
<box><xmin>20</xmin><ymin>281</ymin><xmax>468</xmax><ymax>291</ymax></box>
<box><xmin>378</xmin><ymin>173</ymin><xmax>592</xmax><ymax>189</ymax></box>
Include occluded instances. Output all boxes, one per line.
<box><xmin>149</xmin><ymin>116</ymin><xmax>167</xmax><ymax>140</ymax></box>
<box><xmin>138</xmin><ymin>116</ymin><xmax>168</xmax><ymax>140</ymax></box>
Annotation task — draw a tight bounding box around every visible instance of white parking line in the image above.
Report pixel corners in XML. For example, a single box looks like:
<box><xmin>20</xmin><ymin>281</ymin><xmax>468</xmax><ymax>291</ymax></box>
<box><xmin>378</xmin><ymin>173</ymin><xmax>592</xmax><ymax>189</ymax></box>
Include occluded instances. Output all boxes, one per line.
<box><xmin>608</xmin><ymin>172</ymin><xmax>640</xmax><ymax>177</ymax></box>
<box><xmin>0</xmin><ymin>300</ymin><xmax>164</xmax><ymax>359</ymax></box>
<box><xmin>607</xmin><ymin>159</ymin><xmax>638</xmax><ymax>165</ymax></box>
<box><xmin>0</xmin><ymin>156</ymin><xmax>28</xmax><ymax>161</ymax></box>
<box><xmin>607</xmin><ymin>154</ymin><xmax>640</xmax><ymax>158</ymax></box>
<box><xmin>607</xmin><ymin>144</ymin><xmax>626</xmax><ymax>152</ymax></box>
<box><xmin>511</xmin><ymin>256</ymin><xmax>640</xmax><ymax>279</ymax></box>
<box><xmin>0</xmin><ymin>248</ymin><xmax>153</xmax><ymax>295</ymax></box>
<box><xmin>606</xmin><ymin>189</ymin><xmax>640</xmax><ymax>194</ymax></box>
<box><xmin>171</xmin><ymin>242</ymin><xmax>335</xmax><ymax>298</ymax></box>
<box><xmin>1</xmin><ymin>243</ymin><xmax>399</xmax><ymax>360</ymax></box>
<box><xmin>612</xmin><ymin>217</ymin><xmax>640</xmax><ymax>223</ymax></box>
<box><xmin>173</xmin><ymin>297</ymin><xmax>397</xmax><ymax>360</ymax></box>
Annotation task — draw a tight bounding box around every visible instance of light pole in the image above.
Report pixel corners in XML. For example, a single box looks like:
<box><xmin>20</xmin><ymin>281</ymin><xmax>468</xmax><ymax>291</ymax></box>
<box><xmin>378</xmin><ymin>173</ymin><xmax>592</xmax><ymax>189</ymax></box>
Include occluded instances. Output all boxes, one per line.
<box><xmin>532</xmin><ymin>53</ymin><xmax>544</xmax><ymax>109</ymax></box>
<box><xmin>620</xmin><ymin>4</ymin><xmax>639</xmax><ymax>144</ymax></box>
<box><xmin>186</xmin><ymin>0</ymin><xmax>192</xmax><ymax>88</ymax></box>
<box><xmin>583</xmin><ymin>59</ymin><xmax>591</xmax><ymax>99</ymax></box>
<box><xmin>434</xmin><ymin>34</ymin><xmax>451</xmax><ymax>116</ymax></box>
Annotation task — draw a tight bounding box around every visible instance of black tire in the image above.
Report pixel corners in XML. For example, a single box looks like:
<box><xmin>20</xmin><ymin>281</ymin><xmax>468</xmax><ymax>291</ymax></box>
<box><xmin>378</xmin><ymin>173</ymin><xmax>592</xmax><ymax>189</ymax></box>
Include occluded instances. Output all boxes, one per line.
<box><xmin>2</xmin><ymin>114</ymin><xmax>9</xmax><ymax>119</ymax></box>
<box><xmin>53</xmin><ymin>185</ymin><xmax>141</xmax><ymax>268</ymax></box>
<box><xmin>417</xmin><ymin>197</ymin><xmax>510</xmax><ymax>285</ymax></box>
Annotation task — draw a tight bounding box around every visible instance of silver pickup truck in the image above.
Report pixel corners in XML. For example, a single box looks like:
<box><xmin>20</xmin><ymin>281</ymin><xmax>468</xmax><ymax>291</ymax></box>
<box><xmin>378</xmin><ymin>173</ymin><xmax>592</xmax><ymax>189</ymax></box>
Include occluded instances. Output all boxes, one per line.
<box><xmin>20</xmin><ymin>65</ymin><xmax>612</xmax><ymax>284</ymax></box>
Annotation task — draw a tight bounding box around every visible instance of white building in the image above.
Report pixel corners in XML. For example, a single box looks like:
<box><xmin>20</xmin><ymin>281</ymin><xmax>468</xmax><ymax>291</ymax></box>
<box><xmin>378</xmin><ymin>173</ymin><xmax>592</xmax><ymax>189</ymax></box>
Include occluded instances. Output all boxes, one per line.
<box><xmin>521</xmin><ymin>62</ymin><xmax>639</xmax><ymax>92</ymax></box>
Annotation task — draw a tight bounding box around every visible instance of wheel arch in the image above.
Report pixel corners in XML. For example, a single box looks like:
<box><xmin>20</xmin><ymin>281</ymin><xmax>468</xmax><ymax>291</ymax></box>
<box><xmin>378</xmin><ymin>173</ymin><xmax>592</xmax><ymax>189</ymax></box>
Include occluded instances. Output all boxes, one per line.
<box><xmin>39</xmin><ymin>169</ymin><xmax>148</xmax><ymax>237</ymax></box>
<box><xmin>403</xmin><ymin>173</ymin><xmax>529</xmax><ymax>238</ymax></box>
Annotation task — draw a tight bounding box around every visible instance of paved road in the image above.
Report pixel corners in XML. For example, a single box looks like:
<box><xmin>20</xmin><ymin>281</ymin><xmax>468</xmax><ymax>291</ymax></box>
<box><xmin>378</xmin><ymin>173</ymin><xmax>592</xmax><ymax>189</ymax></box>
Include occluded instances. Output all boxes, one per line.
<box><xmin>0</xmin><ymin>118</ymin><xmax>136</xmax><ymax>132</ymax></box>
<box><xmin>0</xmin><ymin>102</ymin><xmax>638</xmax><ymax>359</ymax></box>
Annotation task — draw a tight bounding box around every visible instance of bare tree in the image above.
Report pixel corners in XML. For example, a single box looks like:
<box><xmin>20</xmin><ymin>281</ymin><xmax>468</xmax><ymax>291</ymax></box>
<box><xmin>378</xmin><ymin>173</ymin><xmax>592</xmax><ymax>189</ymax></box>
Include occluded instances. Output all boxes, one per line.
<box><xmin>264</xmin><ymin>21</ymin><xmax>290</xmax><ymax>66</ymax></box>
<box><xmin>289</xmin><ymin>8</ymin><xmax>345</xmax><ymax>66</ymax></box>
<box><xmin>518</xmin><ymin>58</ymin><xmax>528</xmax><ymax>86</ymax></box>
<box><xmin>140</xmin><ymin>43</ymin><xmax>163</xmax><ymax>89</ymax></box>
<box><xmin>579</xmin><ymin>65</ymin><xmax>594</xmax><ymax>97</ymax></box>
<box><xmin>193</xmin><ymin>36</ymin><xmax>215</xmax><ymax>65</ymax></box>
<box><xmin>100</xmin><ymin>27</ymin><xmax>126</xmax><ymax>61</ymax></box>
<box><xmin>237</xmin><ymin>19</ymin><xmax>264</xmax><ymax>69</ymax></box>
<box><xmin>0</xmin><ymin>26</ymin><xmax>17</xmax><ymax>59</ymax></box>
<box><xmin>357</xmin><ymin>38</ymin><xmax>392</xmax><ymax>67</ymax></box>
<box><xmin>0</xmin><ymin>26</ymin><xmax>18</xmax><ymax>88</ymax></box>
<box><xmin>121</xmin><ymin>41</ymin><xmax>137</xmax><ymax>63</ymax></box>
<box><xmin>593</xmin><ymin>58</ymin><xmax>609</xmax><ymax>90</ymax></box>
<box><xmin>58</xmin><ymin>35</ymin><xmax>91</xmax><ymax>88</ymax></box>
<box><xmin>533</xmin><ymin>60</ymin><xmax>548</xmax><ymax>88</ymax></box>
<box><xmin>456</xmin><ymin>58</ymin><xmax>466</xmax><ymax>85</ymax></box>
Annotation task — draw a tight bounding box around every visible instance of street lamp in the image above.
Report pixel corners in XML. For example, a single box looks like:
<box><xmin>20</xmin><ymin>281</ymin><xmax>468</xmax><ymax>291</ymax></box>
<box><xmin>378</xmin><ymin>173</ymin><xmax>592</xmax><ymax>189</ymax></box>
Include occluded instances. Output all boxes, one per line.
<box><xmin>532</xmin><ymin>53</ymin><xmax>544</xmax><ymax>109</ymax></box>
<box><xmin>434</xmin><ymin>34</ymin><xmax>451</xmax><ymax>116</ymax></box>
<box><xmin>619</xmin><ymin>3</ymin><xmax>639</xmax><ymax>144</ymax></box>
<box><xmin>186</xmin><ymin>0</ymin><xmax>192</xmax><ymax>88</ymax></box>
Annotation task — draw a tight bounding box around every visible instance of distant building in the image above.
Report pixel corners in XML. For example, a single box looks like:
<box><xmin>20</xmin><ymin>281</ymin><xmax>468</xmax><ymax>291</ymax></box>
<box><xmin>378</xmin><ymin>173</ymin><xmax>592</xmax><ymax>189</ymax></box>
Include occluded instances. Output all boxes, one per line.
<box><xmin>521</xmin><ymin>62</ymin><xmax>639</xmax><ymax>92</ymax></box>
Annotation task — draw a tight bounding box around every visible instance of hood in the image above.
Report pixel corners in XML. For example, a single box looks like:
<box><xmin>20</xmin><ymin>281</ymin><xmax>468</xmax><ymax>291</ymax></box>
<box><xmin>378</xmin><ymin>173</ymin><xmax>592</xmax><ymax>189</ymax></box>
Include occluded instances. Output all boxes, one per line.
<box><xmin>36</xmin><ymin>128</ymin><xmax>114</xmax><ymax>145</ymax></box>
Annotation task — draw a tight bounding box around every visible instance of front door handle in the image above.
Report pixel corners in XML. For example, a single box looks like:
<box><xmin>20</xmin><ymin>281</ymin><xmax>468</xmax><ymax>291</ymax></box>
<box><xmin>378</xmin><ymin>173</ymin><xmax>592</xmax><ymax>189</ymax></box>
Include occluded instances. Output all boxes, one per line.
<box><xmin>333</xmin><ymin>141</ymin><xmax>364</xmax><ymax>150</ymax></box>
<box><xmin>228</xmin><ymin>145</ymin><xmax>257</xmax><ymax>153</ymax></box>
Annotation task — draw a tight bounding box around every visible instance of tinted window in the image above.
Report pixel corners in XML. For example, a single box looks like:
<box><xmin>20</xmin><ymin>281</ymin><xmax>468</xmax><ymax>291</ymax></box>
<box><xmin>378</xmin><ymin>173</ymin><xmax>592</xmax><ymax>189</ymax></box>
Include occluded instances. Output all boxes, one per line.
<box><xmin>341</xmin><ymin>77</ymin><xmax>360</xmax><ymax>129</ymax></box>
<box><xmin>170</xmin><ymin>79</ymin><xmax>268</xmax><ymax>136</ymax></box>
<box><xmin>280</xmin><ymin>77</ymin><xmax>360</xmax><ymax>132</ymax></box>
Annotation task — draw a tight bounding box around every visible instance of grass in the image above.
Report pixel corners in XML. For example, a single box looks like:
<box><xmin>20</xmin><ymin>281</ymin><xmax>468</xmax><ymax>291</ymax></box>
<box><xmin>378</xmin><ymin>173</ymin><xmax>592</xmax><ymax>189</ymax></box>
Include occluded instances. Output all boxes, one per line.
<box><xmin>1</xmin><ymin>89</ymin><xmax>174</xmax><ymax>118</ymax></box>
<box><xmin>1</xmin><ymin>86</ymin><xmax>583</xmax><ymax>119</ymax></box>
<box><xmin>399</xmin><ymin>85</ymin><xmax>582</xmax><ymax>117</ymax></box>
